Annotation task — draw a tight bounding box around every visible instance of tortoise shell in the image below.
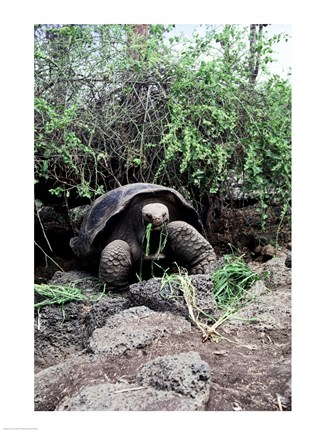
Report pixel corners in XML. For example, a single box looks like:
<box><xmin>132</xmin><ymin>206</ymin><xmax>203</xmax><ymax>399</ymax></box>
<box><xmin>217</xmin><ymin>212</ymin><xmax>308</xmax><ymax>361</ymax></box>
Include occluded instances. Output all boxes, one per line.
<box><xmin>70</xmin><ymin>183</ymin><xmax>202</xmax><ymax>269</ymax></box>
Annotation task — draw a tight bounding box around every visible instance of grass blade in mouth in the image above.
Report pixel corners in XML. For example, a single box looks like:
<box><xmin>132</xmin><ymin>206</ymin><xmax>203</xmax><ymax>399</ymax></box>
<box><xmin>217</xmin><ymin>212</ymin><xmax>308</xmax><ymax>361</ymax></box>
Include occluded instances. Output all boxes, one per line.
<box><xmin>145</xmin><ymin>223</ymin><xmax>153</xmax><ymax>256</ymax></box>
<box><xmin>143</xmin><ymin>222</ymin><xmax>168</xmax><ymax>258</ymax></box>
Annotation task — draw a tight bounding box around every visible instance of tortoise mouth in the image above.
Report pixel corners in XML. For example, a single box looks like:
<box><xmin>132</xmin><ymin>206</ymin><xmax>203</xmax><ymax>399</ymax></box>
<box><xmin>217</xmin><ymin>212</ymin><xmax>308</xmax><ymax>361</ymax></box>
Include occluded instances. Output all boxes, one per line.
<box><xmin>144</xmin><ymin>220</ymin><xmax>168</xmax><ymax>231</ymax></box>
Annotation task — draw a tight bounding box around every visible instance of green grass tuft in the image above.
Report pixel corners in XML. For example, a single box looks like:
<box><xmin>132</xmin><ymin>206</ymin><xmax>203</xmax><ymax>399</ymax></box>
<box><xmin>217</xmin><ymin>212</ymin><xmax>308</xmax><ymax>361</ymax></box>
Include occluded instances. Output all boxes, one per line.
<box><xmin>158</xmin><ymin>255</ymin><xmax>269</xmax><ymax>344</ymax></box>
<box><xmin>212</xmin><ymin>254</ymin><xmax>266</xmax><ymax>309</ymax></box>
<box><xmin>34</xmin><ymin>284</ymin><xmax>87</xmax><ymax>309</ymax></box>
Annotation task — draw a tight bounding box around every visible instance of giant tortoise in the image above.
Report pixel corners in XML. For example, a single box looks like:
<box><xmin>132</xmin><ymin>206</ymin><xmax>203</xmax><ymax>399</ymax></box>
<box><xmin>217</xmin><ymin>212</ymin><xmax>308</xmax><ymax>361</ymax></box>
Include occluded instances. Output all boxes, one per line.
<box><xmin>70</xmin><ymin>183</ymin><xmax>217</xmax><ymax>290</ymax></box>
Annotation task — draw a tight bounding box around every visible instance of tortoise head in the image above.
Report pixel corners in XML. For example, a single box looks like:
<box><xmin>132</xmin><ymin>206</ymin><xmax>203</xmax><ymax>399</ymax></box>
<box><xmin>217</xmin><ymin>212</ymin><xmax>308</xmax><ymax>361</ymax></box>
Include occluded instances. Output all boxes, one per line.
<box><xmin>142</xmin><ymin>203</ymin><xmax>169</xmax><ymax>230</ymax></box>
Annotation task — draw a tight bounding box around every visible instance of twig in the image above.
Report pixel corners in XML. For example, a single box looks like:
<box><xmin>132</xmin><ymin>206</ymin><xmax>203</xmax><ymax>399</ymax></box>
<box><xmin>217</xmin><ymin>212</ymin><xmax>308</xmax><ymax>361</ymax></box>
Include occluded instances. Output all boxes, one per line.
<box><xmin>140</xmin><ymin>84</ymin><xmax>152</xmax><ymax>180</ymax></box>
<box><xmin>35</xmin><ymin>202</ymin><xmax>53</xmax><ymax>252</ymax></box>
<box><xmin>37</xmin><ymin>309</ymin><xmax>41</xmax><ymax>330</ymax></box>
<box><xmin>34</xmin><ymin>241</ymin><xmax>64</xmax><ymax>272</ymax></box>
<box><xmin>114</xmin><ymin>386</ymin><xmax>148</xmax><ymax>394</ymax></box>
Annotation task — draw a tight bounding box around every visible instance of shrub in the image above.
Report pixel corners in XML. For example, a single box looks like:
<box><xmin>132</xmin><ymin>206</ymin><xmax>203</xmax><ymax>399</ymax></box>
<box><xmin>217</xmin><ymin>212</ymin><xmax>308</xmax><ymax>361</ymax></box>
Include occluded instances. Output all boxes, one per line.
<box><xmin>34</xmin><ymin>24</ymin><xmax>291</xmax><ymax>229</ymax></box>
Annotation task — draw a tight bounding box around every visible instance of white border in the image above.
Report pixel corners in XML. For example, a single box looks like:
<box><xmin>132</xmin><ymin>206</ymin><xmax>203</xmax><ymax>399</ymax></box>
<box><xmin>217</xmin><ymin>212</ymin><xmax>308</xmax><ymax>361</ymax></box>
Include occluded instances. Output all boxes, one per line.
<box><xmin>1</xmin><ymin>1</ymin><xmax>323</xmax><ymax>430</ymax></box>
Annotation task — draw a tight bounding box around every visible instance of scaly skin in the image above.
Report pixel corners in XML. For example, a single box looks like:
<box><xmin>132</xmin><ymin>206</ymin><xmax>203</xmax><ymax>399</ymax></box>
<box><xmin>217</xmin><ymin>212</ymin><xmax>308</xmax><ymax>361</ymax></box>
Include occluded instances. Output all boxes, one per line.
<box><xmin>99</xmin><ymin>240</ymin><xmax>132</xmax><ymax>290</ymax></box>
<box><xmin>167</xmin><ymin>221</ymin><xmax>217</xmax><ymax>274</ymax></box>
<box><xmin>99</xmin><ymin>219</ymin><xmax>217</xmax><ymax>290</ymax></box>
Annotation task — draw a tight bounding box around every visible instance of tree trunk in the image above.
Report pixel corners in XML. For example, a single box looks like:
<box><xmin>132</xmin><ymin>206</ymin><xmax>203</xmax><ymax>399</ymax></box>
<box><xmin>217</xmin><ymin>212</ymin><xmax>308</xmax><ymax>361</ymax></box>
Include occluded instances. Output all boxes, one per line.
<box><xmin>127</xmin><ymin>24</ymin><xmax>149</xmax><ymax>60</ymax></box>
<box><xmin>249</xmin><ymin>24</ymin><xmax>268</xmax><ymax>84</ymax></box>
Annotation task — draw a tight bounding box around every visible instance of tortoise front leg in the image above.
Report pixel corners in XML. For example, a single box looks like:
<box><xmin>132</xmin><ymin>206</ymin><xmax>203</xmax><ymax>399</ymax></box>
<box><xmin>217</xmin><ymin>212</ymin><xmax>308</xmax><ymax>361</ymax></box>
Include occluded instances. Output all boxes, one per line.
<box><xmin>99</xmin><ymin>240</ymin><xmax>132</xmax><ymax>290</ymax></box>
<box><xmin>167</xmin><ymin>221</ymin><xmax>217</xmax><ymax>274</ymax></box>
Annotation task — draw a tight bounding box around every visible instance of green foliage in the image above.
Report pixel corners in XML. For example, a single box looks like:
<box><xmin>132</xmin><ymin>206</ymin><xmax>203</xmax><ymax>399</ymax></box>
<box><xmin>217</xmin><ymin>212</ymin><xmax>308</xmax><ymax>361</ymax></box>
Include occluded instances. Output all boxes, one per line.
<box><xmin>34</xmin><ymin>24</ymin><xmax>291</xmax><ymax>231</ymax></box>
<box><xmin>156</xmin><ymin>25</ymin><xmax>291</xmax><ymax>220</ymax></box>
<box><xmin>34</xmin><ymin>280</ymin><xmax>106</xmax><ymax>326</ymax></box>
<box><xmin>160</xmin><ymin>270</ymin><xmax>219</xmax><ymax>339</ymax></box>
<box><xmin>136</xmin><ymin>222</ymin><xmax>168</xmax><ymax>281</ymax></box>
<box><xmin>34</xmin><ymin>95</ymin><xmax>100</xmax><ymax>198</ymax></box>
<box><xmin>143</xmin><ymin>222</ymin><xmax>168</xmax><ymax>258</ymax></box>
<box><xmin>159</xmin><ymin>260</ymin><xmax>265</xmax><ymax>342</ymax></box>
<box><xmin>212</xmin><ymin>255</ymin><xmax>268</xmax><ymax>309</ymax></box>
<box><xmin>242</xmin><ymin>76</ymin><xmax>291</xmax><ymax>225</ymax></box>
<box><xmin>34</xmin><ymin>283</ymin><xmax>87</xmax><ymax>309</ymax></box>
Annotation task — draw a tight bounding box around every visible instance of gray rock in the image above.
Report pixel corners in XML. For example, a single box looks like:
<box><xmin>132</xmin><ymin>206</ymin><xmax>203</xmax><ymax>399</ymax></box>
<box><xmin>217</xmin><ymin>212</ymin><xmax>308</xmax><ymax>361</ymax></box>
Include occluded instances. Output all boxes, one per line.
<box><xmin>34</xmin><ymin>301</ymin><xmax>88</xmax><ymax>370</ymax></box>
<box><xmin>68</xmin><ymin>205</ymin><xmax>90</xmax><ymax>234</ymax></box>
<box><xmin>129</xmin><ymin>274</ymin><xmax>219</xmax><ymax>320</ymax></box>
<box><xmin>49</xmin><ymin>270</ymin><xmax>104</xmax><ymax>297</ymax></box>
<box><xmin>221</xmin><ymin>279</ymin><xmax>291</xmax><ymax>332</ymax></box>
<box><xmin>35</xmin><ymin>272</ymin><xmax>218</xmax><ymax>370</ymax></box>
<box><xmin>263</xmin><ymin>256</ymin><xmax>291</xmax><ymax>290</ymax></box>
<box><xmin>35</xmin><ymin>271</ymin><xmax>131</xmax><ymax>370</ymax></box>
<box><xmin>88</xmin><ymin>306</ymin><xmax>191</xmax><ymax>355</ymax></box>
<box><xmin>56</xmin><ymin>351</ymin><xmax>210</xmax><ymax>411</ymax></box>
<box><xmin>137</xmin><ymin>351</ymin><xmax>210</xmax><ymax>400</ymax></box>
<box><xmin>261</xmin><ymin>244</ymin><xmax>276</xmax><ymax>258</ymax></box>
<box><xmin>57</xmin><ymin>381</ymin><xmax>199</xmax><ymax>411</ymax></box>
<box><xmin>285</xmin><ymin>252</ymin><xmax>291</xmax><ymax>268</ymax></box>
<box><xmin>37</xmin><ymin>206</ymin><xmax>68</xmax><ymax>228</ymax></box>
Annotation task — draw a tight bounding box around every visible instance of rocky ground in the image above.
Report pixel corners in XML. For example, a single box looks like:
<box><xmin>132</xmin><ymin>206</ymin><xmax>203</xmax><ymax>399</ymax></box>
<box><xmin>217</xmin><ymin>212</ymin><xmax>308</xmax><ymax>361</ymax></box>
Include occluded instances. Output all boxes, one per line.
<box><xmin>34</xmin><ymin>254</ymin><xmax>291</xmax><ymax>411</ymax></box>
<box><xmin>33</xmin><ymin>200</ymin><xmax>292</xmax><ymax>411</ymax></box>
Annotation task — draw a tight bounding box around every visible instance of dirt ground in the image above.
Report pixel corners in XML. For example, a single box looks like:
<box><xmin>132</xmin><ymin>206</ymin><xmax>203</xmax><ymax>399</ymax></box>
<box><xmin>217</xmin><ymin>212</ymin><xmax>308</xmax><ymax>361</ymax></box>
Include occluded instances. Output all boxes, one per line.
<box><xmin>34</xmin><ymin>204</ymin><xmax>291</xmax><ymax>411</ymax></box>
